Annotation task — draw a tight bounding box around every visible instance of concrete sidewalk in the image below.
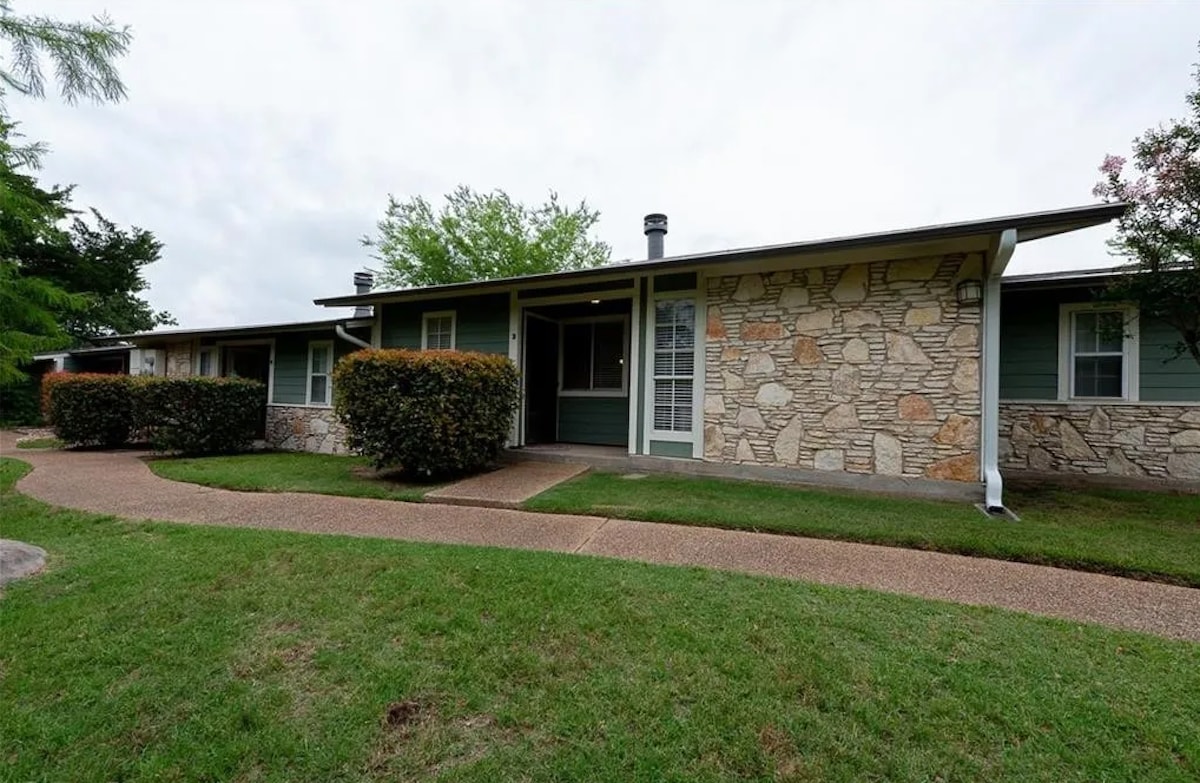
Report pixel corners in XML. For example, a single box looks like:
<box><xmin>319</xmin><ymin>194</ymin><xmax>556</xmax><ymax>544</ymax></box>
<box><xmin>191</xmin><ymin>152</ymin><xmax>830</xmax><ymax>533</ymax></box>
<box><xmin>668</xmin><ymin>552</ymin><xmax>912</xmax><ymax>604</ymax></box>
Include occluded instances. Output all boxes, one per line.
<box><xmin>426</xmin><ymin>461</ymin><xmax>588</xmax><ymax>508</ymax></box>
<box><xmin>3</xmin><ymin>434</ymin><xmax>1199</xmax><ymax>642</ymax></box>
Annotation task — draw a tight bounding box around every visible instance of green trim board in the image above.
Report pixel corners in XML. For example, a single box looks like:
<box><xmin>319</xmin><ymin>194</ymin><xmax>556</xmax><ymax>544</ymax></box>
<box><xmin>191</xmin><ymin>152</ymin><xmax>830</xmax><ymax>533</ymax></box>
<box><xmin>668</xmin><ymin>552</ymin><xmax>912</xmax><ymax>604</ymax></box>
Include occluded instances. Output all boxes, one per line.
<box><xmin>999</xmin><ymin>286</ymin><xmax>1200</xmax><ymax>402</ymax></box>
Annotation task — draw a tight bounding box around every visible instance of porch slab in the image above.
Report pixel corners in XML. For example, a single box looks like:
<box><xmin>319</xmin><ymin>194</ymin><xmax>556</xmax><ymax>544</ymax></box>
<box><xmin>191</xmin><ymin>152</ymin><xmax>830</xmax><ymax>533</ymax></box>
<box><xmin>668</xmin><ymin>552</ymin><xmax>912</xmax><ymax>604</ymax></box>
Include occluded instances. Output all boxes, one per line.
<box><xmin>426</xmin><ymin>461</ymin><xmax>590</xmax><ymax>509</ymax></box>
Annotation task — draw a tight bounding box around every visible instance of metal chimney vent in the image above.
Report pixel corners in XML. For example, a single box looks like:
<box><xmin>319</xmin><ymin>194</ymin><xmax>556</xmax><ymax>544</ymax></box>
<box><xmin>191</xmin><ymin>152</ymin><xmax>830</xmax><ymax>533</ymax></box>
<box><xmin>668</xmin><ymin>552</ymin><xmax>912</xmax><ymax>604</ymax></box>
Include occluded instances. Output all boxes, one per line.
<box><xmin>643</xmin><ymin>213</ymin><xmax>668</xmax><ymax>259</ymax></box>
<box><xmin>353</xmin><ymin>271</ymin><xmax>374</xmax><ymax>319</ymax></box>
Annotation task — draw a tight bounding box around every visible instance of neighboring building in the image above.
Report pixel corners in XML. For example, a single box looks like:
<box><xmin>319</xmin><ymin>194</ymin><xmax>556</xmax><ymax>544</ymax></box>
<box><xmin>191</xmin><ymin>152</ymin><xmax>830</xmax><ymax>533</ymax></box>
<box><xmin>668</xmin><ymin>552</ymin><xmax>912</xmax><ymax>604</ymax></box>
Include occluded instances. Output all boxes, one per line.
<box><xmin>999</xmin><ymin>269</ymin><xmax>1200</xmax><ymax>483</ymax></box>
<box><xmin>43</xmin><ymin>203</ymin><xmax>1200</xmax><ymax>503</ymax></box>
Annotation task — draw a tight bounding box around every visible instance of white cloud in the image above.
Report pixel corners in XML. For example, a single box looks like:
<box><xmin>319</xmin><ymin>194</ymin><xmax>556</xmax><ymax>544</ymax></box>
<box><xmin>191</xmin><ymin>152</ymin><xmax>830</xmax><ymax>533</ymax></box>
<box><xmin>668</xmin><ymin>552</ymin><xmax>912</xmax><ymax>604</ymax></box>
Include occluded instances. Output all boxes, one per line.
<box><xmin>12</xmin><ymin>0</ymin><xmax>1200</xmax><ymax>326</ymax></box>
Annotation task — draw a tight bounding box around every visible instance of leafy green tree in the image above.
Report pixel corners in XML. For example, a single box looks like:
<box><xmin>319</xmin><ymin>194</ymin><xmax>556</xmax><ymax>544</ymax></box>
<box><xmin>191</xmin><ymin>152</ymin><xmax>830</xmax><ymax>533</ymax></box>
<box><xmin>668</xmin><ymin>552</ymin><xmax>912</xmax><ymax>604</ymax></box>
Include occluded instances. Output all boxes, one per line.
<box><xmin>364</xmin><ymin>185</ymin><xmax>611</xmax><ymax>288</ymax></box>
<box><xmin>1093</xmin><ymin>48</ymin><xmax>1200</xmax><ymax>366</ymax></box>
<box><xmin>22</xmin><ymin>209</ymin><xmax>175</xmax><ymax>340</ymax></box>
<box><xmin>0</xmin><ymin>0</ymin><xmax>130</xmax><ymax>106</ymax></box>
<box><xmin>0</xmin><ymin>2</ymin><xmax>132</xmax><ymax>383</ymax></box>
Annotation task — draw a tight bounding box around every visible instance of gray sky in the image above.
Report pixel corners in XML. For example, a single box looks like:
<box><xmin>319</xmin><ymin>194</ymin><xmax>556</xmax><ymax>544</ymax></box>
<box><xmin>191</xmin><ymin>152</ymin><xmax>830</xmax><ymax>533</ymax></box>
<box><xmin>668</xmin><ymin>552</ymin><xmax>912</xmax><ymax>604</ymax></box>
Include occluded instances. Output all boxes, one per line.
<box><xmin>14</xmin><ymin>0</ymin><xmax>1200</xmax><ymax>328</ymax></box>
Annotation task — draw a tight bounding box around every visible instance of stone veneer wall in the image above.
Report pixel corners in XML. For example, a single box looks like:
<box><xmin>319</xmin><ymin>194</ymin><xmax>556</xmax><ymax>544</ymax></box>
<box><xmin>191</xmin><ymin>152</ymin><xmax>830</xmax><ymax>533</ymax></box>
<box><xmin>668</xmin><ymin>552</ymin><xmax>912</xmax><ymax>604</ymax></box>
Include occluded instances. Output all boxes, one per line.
<box><xmin>165</xmin><ymin>341</ymin><xmax>192</xmax><ymax>377</ymax></box>
<box><xmin>703</xmin><ymin>253</ymin><xmax>983</xmax><ymax>481</ymax></box>
<box><xmin>265</xmin><ymin>405</ymin><xmax>349</xmax><ymax>454</ymax></box>
<box><xmin>999</xmin><ymin>402</ymin><xmax>1200</xmax><ymax>481</ymax></box>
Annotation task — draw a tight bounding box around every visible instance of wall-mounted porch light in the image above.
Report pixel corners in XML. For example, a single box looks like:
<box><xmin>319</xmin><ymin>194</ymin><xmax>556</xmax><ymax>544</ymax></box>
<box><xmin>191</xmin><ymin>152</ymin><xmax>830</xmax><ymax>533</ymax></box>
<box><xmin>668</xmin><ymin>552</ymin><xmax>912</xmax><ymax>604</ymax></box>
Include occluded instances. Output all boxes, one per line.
<box><xmin>956</xmin><ymin>279</ymin><xmax>983</xmax><ymax>307</ymax></box>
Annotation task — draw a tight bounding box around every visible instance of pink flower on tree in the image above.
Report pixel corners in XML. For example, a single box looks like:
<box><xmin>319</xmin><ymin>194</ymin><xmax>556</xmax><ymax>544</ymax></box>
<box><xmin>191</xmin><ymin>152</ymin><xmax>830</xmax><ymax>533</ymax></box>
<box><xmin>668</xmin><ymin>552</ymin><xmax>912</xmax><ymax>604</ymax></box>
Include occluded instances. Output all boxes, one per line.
<box><xmin>1099</xmin><ymin>154</ymin><xmax>1126</xmax><ymax>176</ymax></box>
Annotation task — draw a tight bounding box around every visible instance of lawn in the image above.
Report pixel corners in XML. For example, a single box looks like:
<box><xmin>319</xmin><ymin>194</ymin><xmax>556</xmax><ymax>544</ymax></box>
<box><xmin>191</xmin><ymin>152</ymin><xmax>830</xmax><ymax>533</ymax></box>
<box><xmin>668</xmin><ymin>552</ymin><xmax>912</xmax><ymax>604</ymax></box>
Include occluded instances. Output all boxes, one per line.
<box><xmin>525</xmin><ymin>472</ymin><xmax>1200</xmax><ymax>587</ymax></box>
<box><xmin>14</xmin><ymin>436</ymin><xmax>63</xmax><ymax>449</ymax></box>
<box><xmin>149</xmin><ymin>451</ymin><xmax>432</xmax><ymax>502</ymax></box>
<box><xmin>2</xmin><ymin>456</ymin><xmax>1198</xmax><ymax>782</ymax></box>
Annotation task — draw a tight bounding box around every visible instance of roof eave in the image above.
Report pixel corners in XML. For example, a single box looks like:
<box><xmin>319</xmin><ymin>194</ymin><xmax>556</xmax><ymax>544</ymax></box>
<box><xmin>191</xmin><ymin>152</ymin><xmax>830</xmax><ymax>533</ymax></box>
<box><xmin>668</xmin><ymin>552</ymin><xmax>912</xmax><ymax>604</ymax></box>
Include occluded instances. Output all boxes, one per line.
<box><xmin>314</xmin><ymin>202</ymin><xmax>1128</xmax><ymax>307</ymax></box>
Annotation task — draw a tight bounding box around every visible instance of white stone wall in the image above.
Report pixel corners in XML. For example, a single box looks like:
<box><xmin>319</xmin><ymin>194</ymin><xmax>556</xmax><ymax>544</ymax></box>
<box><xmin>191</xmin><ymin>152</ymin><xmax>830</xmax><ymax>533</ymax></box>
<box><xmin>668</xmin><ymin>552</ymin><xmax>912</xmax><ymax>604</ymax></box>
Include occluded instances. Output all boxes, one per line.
<box><xmin>703</xmin><ymin>254</ymin><xmax>983</xmax><ymax>481</ymax></box>
<box><xmin>265</xmin><ymin>405</ymin><xmax>349</xmax><ymax>454</ymax></box>
<box><xmin>999</xmin><ymin>402</ymin><xmax>1200</xmax><ymax>481</ymax></box>
<box><xmin>165</xmin><ymin>341</ymin><xmax>193</xmax><ymax>377</ymax></box>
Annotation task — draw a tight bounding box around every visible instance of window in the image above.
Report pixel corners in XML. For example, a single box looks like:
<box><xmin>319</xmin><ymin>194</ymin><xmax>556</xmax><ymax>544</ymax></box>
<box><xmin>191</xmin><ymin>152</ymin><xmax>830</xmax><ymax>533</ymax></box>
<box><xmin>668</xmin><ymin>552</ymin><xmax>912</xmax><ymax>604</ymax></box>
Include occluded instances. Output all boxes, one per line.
<box><xmin>307</xmin><ymin>340</ymin><xmax>333</xmax><ymax>406</ymax></box>
<box><xmin>560</xmin><ymin>318</ymin><xmax>627</xmax><ymax>395</ymax></box>
<box><xmin>652</xmin><ymin>298</ymin><xmax>695</xmax><ymax>432</ymax></box>
<box><xmin>1059</xmin><ymin>304</ymin><xmax>1138</xmax><ymax>401</ymax></box>
<box><xmin>197</xmin><ymin>347</ymin><xmax>217</xmax><ymax>377</ymax></box>
<box><xmin>422</xmin><ymin>311</ymin><xmax>456</xmax><ymax>350</ymax></box>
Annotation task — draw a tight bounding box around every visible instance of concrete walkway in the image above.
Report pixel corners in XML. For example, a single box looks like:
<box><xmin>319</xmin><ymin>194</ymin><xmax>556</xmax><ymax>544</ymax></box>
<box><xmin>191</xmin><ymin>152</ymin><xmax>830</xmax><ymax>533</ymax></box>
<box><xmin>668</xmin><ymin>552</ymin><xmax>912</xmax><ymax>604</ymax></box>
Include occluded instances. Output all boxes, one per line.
<box><xmin>426</xmin><ymin>461</ymin><xmax>588</xmax><ymax>508</ymax></box>
<box><xmin>3</xmin><ymin>435</ymin><xmax>1199</xmax><ymax>642</ymax></box>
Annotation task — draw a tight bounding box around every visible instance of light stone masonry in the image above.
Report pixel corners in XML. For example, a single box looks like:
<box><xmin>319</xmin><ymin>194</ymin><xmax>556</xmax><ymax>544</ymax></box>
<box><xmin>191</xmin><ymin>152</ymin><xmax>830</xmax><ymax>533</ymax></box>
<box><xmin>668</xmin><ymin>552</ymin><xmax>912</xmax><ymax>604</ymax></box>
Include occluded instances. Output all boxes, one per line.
<box><xmin>165</xmin><ymin>342</ymin><xmax>193</xmax><ymax>377</ymax></box>
<box><xmin>999</xmin><ymin>402</ymin><xmax>1200</xmax><ymax>480</ymax></box>
<box><xmin>265</xmin><ymin>405</ymin><xmax>349</xmax><ymax>454</ymax></box>
<box><xmin>704</xmin><ymin>254</ymin><xmax>983</xmax><ymax>481</ymax></box>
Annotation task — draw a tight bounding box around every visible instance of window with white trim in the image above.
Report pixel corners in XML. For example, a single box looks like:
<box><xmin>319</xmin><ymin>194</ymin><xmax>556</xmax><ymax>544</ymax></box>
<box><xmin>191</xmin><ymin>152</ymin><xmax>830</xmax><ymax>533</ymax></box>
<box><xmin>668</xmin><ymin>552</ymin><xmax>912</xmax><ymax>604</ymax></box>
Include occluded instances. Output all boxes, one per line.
<box><xmin>422</xmin><ymin>311</ymin><xmax>456</xmax><ymax>350</ymax></box>
<box><xmin>561</xmin><ymin>318</ymin><xmax>627</xmax><ymax>395</ymax></box>
<box><xmin>1059</xmin><ymin>304</ymin><xmax>1138</xmax><ymax>400</ymax></box>
<box><xmin>197</xmin><ymin>347</ymin><xmax>218</xmax><ymax>377</ymax></box>
<box><xmin>307</xmin><ymin>340</ymin><xmax>333</xmax><ymax>406</ymax></box>
<box><xmin>652</xmin><ymin>298</ymin><xmax>695</xmax><ymax>432</ymax></box>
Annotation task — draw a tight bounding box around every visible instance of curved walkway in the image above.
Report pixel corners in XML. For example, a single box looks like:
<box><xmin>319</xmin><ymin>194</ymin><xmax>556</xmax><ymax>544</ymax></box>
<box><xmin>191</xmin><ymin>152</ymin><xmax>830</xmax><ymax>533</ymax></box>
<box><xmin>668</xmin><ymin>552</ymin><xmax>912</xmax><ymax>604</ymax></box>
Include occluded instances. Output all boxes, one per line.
<box><xmin>4</xmin><ymin>436</ymin><xmax>1199</xmax><ymax>642</ymax></box>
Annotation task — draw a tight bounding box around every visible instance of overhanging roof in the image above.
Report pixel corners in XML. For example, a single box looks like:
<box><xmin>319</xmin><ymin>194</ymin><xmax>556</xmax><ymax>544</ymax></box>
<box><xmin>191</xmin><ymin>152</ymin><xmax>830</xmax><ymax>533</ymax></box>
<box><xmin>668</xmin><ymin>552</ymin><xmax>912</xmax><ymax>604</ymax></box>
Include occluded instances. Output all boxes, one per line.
<box><xmin>315</xmin><ymin>202</ymin><xmax>1127</xmax><ymax>307</ymax></box>
<box><xmin>1001</xmin><ymin>266</ymin><xmax>1124</xmax><ymax>288</ymax></box>
<box><xmin>102</xmin><ymin>317</ymin><xmax>371</xmax><ymax>344</ymax></box>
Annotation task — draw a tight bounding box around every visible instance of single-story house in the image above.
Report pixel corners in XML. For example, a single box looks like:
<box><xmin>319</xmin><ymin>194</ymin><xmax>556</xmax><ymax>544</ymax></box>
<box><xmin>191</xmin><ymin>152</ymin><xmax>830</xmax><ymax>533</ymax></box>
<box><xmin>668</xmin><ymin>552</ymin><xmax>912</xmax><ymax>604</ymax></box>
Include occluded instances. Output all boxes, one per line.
<box><xmin>999</xmin><ymin>268</ymin><xmax>1200</xmax><ymax>482</ymax></box>
<box><xmin>47</xmin><ymin>204</ymin><xmax>1200</xmax><ymax>504</ymax></box>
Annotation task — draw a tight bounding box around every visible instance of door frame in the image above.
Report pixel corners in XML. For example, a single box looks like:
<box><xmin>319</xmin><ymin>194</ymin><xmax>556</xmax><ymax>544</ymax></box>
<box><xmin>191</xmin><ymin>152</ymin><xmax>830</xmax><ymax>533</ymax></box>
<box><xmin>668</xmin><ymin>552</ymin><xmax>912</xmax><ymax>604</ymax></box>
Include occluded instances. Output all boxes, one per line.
<box><xmin>214</xmin><ymin>338</ymin><xmax>276</xmax><ymax>404</ymax></box>
<box><xmin>521</xmin><ymin>310</ymin><xmax>560</xmax><ymax>445</ymax></box>
<box><xmin>516</xmin><ymin>290</ymin><xmax>636</xmax><ymax>450</ymax></box>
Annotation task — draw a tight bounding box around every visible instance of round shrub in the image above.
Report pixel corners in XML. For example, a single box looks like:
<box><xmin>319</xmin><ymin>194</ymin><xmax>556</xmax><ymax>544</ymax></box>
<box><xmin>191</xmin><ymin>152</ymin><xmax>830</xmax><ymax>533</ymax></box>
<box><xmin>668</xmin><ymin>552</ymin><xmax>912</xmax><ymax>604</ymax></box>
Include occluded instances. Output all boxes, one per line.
<box><xmin>43</xmin><ymin>372</ymin><xmax>137</xmax><ymax>447</ymax></box>
<box><xmin>333</xmin><ymin>349</ymin><xmax>520</xmax><ymax>480</ymax></box>
<box><xmin>137</xmin><ymin>377</ymin><xmax>266</xmax><ymax>455</ymax></box>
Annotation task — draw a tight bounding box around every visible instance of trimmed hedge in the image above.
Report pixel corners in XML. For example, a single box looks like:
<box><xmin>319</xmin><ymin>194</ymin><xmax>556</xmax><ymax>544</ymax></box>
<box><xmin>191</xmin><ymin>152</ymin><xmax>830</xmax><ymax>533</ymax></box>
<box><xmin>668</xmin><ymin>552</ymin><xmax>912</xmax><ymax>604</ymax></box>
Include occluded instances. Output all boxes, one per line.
<box><xmin>43</xmin><ymin>373</ymin><xmax>137</xmax><ymax>448</ymax></box>
<box><xmin>43</xmin><ymin>373</ymin><xmax>266</xmax><ymax>454</ymax></box>
<box><xmin>333</xmin><ymin>349</ymin><xmax>519</xmax><ymax>480</ymax></box>
<box><xmin>137</xmin><ymin>377</ymin><xmax>266</xmax><ymax>455</ymax></box>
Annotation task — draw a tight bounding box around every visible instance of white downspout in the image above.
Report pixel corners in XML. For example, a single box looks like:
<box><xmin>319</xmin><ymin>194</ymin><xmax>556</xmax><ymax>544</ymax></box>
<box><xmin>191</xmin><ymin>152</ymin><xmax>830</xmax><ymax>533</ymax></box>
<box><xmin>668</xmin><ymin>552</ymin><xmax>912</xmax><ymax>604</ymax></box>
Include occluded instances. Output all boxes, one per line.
<box><xmin>982</xmin><ymin>229</ymin><xmax>1016</xmax><ymax>512</ymax></box>
<box><xmin>335</xmin><ymin>324</ymin><xmax>372</xmax><ymax>349</ymax></box>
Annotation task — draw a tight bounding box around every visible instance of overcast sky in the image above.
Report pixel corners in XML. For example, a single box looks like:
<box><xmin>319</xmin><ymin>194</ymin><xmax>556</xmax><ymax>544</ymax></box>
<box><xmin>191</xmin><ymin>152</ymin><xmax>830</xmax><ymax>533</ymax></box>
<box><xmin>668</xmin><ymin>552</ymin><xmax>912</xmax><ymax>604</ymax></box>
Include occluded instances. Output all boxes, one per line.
<box><xmin>14</xmin><ymin>0</ymin><xmax>1200</xmax><ymax>328</ymax></box>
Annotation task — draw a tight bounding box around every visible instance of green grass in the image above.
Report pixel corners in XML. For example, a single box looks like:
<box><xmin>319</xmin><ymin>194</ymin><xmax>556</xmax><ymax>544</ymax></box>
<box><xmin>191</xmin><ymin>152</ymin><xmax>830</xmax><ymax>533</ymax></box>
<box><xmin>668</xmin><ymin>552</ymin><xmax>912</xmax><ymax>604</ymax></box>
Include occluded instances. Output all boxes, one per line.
<box><xmin>14</xmin><ymin>436</ymin><xmax>63</xmax><ymax>449</ymax></box>
<box><xmin>525</xmin><ymin>472</ymin><xmax>1200</xmax><ymax>587</ymax></box>
<box><xmin>1</xmin><ymin>460</ymin><xmax>1199</xmax><ymax>782</ymax></box>
<box><xmin>148</xmin><ymin>451</ymin><xmax>432</xmax><ymax>502</ymax></box>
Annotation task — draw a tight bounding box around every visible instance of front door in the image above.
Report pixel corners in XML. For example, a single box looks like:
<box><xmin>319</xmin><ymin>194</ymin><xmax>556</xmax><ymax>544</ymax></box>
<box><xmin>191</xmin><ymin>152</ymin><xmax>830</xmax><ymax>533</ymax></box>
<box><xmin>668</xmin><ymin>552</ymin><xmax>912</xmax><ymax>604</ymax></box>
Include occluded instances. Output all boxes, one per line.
<box><xmin>524</xmin><ymin>314</ymin><xmax>559</xmax><ymax>445</ymax></box>
<box><xmin>222</xmin><ymin>344</ymin><xmax>271</xmax><ymax>437</ymax></box>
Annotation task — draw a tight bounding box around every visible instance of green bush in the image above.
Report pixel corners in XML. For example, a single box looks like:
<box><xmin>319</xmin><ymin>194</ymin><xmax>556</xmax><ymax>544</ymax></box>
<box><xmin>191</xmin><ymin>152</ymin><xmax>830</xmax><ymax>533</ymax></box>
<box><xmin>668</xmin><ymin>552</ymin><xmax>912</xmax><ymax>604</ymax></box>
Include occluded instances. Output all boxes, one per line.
<box><xmin>333</xmin><ymin>349</ymin><xmax>519</xmax><ymax>480</ymax></box>
<box><xmin>137</xmin><ymin>377</ymin><xmax>266</xmax><ymax>455</ymax></box>
<box><xmin>44</xmin><ymin>373</ymin><xmax>265</xmax><ymax>454</ymax></box>
<box><xmin>43</xmin><ymin>373</ymin><xmax>137</xmax><ymax>447</ymax></box>
<box><xmin>0</xmin><ymin>376</ymin><xmax>43</xmax><ymax>426</ymax></box>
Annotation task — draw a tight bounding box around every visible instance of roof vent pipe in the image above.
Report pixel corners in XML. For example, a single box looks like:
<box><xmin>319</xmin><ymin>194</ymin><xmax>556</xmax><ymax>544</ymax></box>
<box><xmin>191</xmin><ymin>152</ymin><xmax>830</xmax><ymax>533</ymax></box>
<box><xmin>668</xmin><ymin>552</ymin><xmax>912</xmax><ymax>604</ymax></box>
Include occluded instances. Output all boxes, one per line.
<box><xmin>643</xmin><ymin>213</ymin><xmax>668</xmax><ymax>260</ymax></box>
<box><xmin>353</xmin><ymin>271</ymin><xmax>374</xmax><ymax>319</ymax></box>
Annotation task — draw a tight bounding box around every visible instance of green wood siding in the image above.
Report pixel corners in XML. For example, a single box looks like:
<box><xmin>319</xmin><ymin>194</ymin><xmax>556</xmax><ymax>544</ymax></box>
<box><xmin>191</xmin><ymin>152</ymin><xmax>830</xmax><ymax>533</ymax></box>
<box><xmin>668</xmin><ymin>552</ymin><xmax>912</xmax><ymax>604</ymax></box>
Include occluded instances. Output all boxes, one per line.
<box><xmin>649</xmin><ymin>440</ymin><xmax>692</xmax><ymax>458</ymax></box>
<box><xmin>271</xmin><ymin>331</ymin><xmax>361</xmax><ymax>405</ymax></box>
<box><xmin>380</xmin><ymin>293</ymin><xmax>509</xmax><ymax>354</ymax></box>
<box><xmin>999</xmin><ymin>285</ymin><xmax>1200</xmax><ymax>402</ymax></box>
<box><xmin>998</xmin><ymin>288</ymin><xmax>1065</xmax><ymax>400</ymax></box>
<box><xmin>557</xmin><ymin>396</ymin><xmax>628</xmax><ymax>446</ymax></box>
<box><xmin>1141</xmin><ymin>316</ymin><xmax>1200</xmax><ymax>401</ymax></box>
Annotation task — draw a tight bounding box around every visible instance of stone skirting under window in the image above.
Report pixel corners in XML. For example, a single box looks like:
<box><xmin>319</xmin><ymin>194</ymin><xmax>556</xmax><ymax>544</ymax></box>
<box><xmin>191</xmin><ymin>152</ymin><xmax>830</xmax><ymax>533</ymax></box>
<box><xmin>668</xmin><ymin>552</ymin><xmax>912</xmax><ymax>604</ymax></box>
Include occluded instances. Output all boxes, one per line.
<box><xmin>999</xmin><ymin>401</ymin><xmax>1200</xmax><ymax>481</ymax></box>
<box><xmin>265</xmin><ymin>405</ymin><xmax>348</xmax><ymax>454</ymax></box>
<box><xmin>703</xmin><ymin>254</ymin><xmax>983</xmax><ymax>481</ymax></box>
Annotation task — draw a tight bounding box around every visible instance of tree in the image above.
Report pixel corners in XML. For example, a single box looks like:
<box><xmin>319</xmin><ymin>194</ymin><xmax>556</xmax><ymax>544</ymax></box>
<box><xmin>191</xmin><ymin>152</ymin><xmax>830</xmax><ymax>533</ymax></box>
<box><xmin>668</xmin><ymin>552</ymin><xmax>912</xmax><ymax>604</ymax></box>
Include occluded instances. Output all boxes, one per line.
<box><xmin>364</xmin><ymin>185</ymin><xmax>611</xmax><ymax>288</ymax></box>
<box><xmin>0</xmin><ymin>0</ymin><xmax>130</xmax><ymax>106</ymax></box>
<box><xmin>1092</xmin><ymin>48</ymin><xmax>1200</xmax><ymax>366</ymax></box>
<box><xmin>21</xmin><ymin>209</ymin><xmax>175</xmax><ymax>340</ymax></box>
<box><xmin>0</xmin><ymin>2</ymin><xmax>132</xmax><ymax>383</ymax></box>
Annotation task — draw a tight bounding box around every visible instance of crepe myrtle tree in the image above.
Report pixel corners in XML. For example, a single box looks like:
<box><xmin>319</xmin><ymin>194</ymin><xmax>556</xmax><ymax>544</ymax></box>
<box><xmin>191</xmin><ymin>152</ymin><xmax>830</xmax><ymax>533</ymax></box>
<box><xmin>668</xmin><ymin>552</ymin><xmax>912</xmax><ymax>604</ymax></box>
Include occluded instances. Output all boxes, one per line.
<box><xmin>1092</xmin><ymin>49</ymin><xmax>1200</xmax><ymax>367</ymax></box>
<box><xmin>363</xmin><ymin>185</ymin><xmax>611</xmax><ymax>288</ymax></box>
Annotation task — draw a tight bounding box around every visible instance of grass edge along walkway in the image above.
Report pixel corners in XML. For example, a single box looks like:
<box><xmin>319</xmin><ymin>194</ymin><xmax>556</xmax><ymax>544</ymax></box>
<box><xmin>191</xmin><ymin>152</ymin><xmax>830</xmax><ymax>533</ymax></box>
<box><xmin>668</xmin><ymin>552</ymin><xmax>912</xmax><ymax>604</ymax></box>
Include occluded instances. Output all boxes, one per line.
<box><xmin>524</xmin><ymin>471</ymin><xmax>1200</xmax><ymax>588</ymax></box>
<box><xmin>2</xmin><ymin>456</ymin><xmax>1198</xmax><ymax>782</ymax></box>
